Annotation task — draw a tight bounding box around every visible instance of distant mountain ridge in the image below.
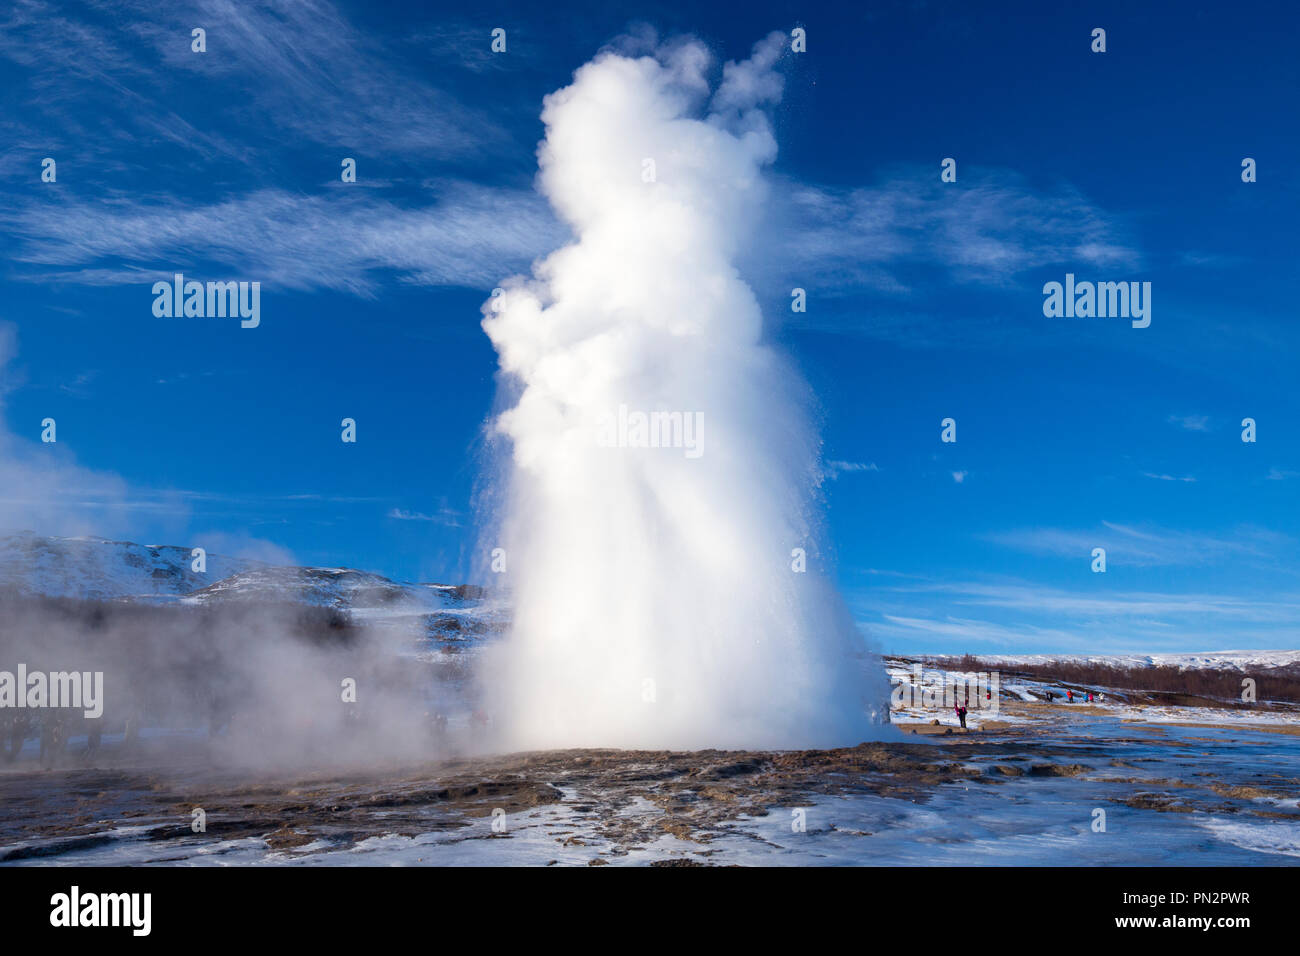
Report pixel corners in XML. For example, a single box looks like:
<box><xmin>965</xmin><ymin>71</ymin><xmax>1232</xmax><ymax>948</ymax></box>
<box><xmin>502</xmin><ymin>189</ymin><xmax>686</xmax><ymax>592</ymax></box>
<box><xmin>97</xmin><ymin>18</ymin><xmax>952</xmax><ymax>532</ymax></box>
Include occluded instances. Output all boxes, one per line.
<box><xmin>962</xmin><ymin>650</ymin><xmax>1300</xmax><ymax>671</ymax></box>
<box><xmin>0</xmin><ymin>530</ymin><xmax>258</xmax><ymax>600</ymax></box>
<box><xmin>0</xmin><ymin>532</ymin><xmax>498</xmax><ymax>642</ymax></box>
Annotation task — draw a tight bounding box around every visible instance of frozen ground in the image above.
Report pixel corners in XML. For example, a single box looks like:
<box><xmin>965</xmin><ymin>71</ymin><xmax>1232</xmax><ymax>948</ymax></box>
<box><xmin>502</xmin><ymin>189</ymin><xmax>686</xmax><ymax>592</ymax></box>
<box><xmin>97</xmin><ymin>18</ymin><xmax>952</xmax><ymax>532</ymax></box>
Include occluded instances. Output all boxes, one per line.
<box><xmin>3</xmin><ymin>703</ymin><xmax>1298</xmax><ymax>867</ymax></box>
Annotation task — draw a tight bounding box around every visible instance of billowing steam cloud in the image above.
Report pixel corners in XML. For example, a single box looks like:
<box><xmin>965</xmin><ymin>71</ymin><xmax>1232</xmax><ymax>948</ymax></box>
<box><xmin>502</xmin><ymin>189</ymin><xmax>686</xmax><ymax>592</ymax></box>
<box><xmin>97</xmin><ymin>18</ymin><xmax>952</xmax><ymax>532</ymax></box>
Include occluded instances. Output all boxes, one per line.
<box><xmin>0</xmin><ymin>324</ymin><xmax>134</xmax><ymax>538</ymax></box>
<box><xmin>0</xmin><ymin>326</ymin><xmax>451</xmax><ymax>774</ymax></box>
<box><xmin>481</xmin><ymin>34</ymin><xmax>890</xmax><ymax>751</ymax></box>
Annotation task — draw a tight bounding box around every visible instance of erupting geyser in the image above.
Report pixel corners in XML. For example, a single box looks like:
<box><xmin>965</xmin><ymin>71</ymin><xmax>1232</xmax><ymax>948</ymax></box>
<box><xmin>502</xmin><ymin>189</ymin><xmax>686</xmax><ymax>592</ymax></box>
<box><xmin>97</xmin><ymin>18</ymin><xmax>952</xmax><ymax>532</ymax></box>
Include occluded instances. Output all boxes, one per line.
<box><xmin>480</xmin><ymin>33</ymin><xmax>889</xmax><ymax>751</ymax></box>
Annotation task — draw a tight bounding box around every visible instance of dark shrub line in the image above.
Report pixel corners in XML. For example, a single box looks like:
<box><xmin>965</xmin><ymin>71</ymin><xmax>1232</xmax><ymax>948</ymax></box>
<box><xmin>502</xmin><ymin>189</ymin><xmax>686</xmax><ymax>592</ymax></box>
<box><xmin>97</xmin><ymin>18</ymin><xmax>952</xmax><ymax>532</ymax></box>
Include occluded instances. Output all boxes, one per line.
<box><xmin>925</xmin><ymin>654</ymin><xmax>1300</xmax><ymax>704</ymax></box>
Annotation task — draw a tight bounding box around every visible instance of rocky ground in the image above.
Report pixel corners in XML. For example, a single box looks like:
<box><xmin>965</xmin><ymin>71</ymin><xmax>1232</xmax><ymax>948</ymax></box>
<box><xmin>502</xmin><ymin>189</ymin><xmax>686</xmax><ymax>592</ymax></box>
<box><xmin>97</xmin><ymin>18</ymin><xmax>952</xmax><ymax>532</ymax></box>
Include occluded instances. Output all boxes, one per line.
<box><xmin>3</xmin><ymin>701</ymin><xmax>1299</xmax><ymax>865</ymax></box>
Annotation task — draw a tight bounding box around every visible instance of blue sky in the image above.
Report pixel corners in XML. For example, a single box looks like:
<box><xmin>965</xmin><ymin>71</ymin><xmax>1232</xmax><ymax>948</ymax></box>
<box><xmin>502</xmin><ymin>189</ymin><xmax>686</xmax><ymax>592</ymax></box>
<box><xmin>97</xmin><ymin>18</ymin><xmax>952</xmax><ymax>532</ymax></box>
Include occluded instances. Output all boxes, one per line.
<box><xmin>1</xmin><ymin>0</ymin><xmax>1297</xmax><ymax>655</ymax></box>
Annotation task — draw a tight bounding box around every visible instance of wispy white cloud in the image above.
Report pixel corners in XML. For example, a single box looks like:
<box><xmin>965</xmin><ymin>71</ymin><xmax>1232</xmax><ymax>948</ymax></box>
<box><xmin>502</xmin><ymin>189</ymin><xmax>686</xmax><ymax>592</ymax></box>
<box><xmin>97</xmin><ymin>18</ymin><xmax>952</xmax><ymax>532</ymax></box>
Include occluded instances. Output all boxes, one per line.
<box><xmin>404</xmin><ymin>20</ymin><xmax>526</xmax><ymax>74</ymax></box>
<box><xmin>872</xmin><ymin>611</ymin><xmax>1300</xmax><ymax>656</ymax></box>
<box><xmin>135</xmin><ymin>0</ymin><xmax>511</xmax><ymax>158</ymax></box>
<box><xmin>767</xmin><ymin>168</ymin><xmax>1138</xmax><ymax>295</ymax></box>
<box><xmin>4</xmin><ymin>184</ymin><xmax>565</xmax><ymax>293</ymax></box>
<box><xmin>1167</xmin><ymin>413</ymin><xmax>1210</xmax><ymax>431</ymax></box>
<box><xmin>827</xmin><ymin>460</ymin><xmax>879</xmax><ymax>479</ymax></box>
<box><xmin>1</xmin><ymin>0</ymin><xmax>545</xmax><ymax>303</ymax></box>
<box><xmin>859</xmin><ymin>575</ymin><xmax>1300</xmax><ymax>654</ymax></box>
<box><xmin>5</xmin><ymin>167</ymin><xmax>1133</xmax><ymax>304</ymax></box>
<box><xmin>902</xmin><ymin>580</ymin><xmax>1300</xmax><ymax>621</ymax></box>
<box><xmin>983</xmin><ymin>521</ymin><xmax>1290</xmax><ymax>568</ymax></box>
<box><xmin>1142</xmin><ymin>471</ymin><xmax>1196</xmax><ymax>482</ymax></box>
<box><xmin>0</xmin><ymin>4</ymin><xmax>1140</xmax><ymax>325</ymax></box>
<box><xmin>388</xmin><ymin>507</ymin><xmax>461</xmax><ymax>528</ymax></box>
<box><xmin>1178</xmin><ymin>251</ymin><xmax>1241</xmax><ymax>269</ymax></box>
<box><xmin>0</xmin><ymin>0</ymin><xmax>245</xmax><ymax>165</ymax></box>
<box><xmin>0</xmin><ymin>0</ymin><xmax>508</xmax><ymax>166</ymax></box>
<box><xmin>876</xmin><ymin>614</ymin><xmax>1079</xmax><ymax>649</ymax></box>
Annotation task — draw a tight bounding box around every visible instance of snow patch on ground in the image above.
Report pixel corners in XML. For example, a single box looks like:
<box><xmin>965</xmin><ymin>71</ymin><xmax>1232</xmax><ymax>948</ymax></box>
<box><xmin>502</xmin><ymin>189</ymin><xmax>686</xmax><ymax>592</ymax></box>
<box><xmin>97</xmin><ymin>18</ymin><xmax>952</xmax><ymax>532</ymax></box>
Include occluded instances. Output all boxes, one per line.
<box><xmin>1198</xmin><ymin>817</ymin><xmax>1300</xmax><ymax>859</ymax></box>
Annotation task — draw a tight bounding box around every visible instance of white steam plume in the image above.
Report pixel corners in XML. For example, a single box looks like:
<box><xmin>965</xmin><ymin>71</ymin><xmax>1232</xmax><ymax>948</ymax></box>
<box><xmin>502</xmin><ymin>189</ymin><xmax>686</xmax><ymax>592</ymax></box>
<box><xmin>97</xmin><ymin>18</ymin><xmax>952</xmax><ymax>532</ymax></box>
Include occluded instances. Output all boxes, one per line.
<box><xmin>480</xmin><ymin>34</ymin><xmax>889</xmax><ymax>751</ymax></box>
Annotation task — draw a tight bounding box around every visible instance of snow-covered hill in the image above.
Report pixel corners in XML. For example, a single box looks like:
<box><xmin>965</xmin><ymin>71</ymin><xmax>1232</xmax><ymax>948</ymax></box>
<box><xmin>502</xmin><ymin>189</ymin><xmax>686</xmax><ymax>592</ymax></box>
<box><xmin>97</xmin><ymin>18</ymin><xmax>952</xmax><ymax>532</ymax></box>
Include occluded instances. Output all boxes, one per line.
<box><xmin>184</xmin><ymin>566</ymin><xmax>435</xmax><ymax>609</ymax></box>
<box><xmin>180</xmin><ymin>566</ymin><xmax>499</xmax><ymax>641</ymax></box>
<box><xmin>0</xmin><ymin>530</ymin><xmax>256</xmax><ymax>600</ymax></box>
<box><xmin>0</xmin><ymin>532</ymin><xmax>499</xmax><ymax>643</ymax></box>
